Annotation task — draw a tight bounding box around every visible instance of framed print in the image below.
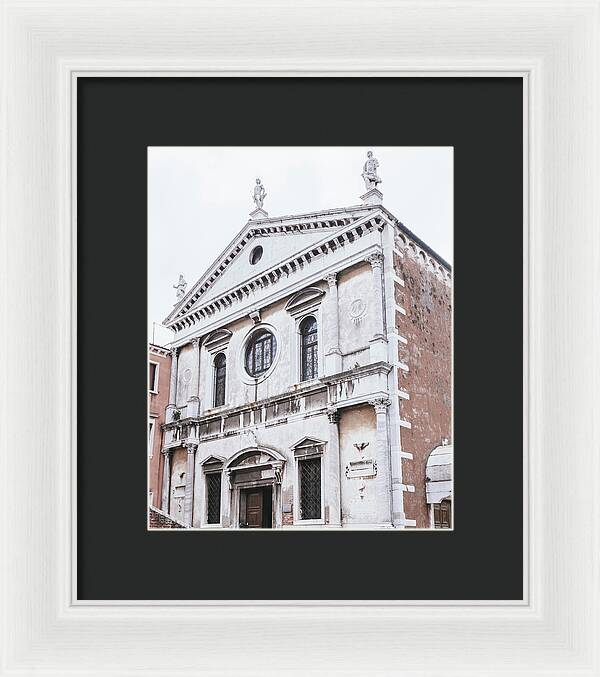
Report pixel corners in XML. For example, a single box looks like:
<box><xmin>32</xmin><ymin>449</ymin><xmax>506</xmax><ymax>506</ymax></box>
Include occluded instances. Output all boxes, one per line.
<box><xmin>77</xmin><ymin>77</ymin><xmax>522</xmax><ymax>602</ymax></box>
<box><xmin>2</xmin><ymin>1</ymin><xmax>599</xmax><ymax>676</ymax></box>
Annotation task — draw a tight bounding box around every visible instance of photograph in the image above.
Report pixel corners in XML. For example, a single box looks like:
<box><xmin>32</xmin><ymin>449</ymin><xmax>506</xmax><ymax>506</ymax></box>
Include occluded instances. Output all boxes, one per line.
<box><xmin>148</xmin><ymin>146</ymin><xmax>453</xmax><ymax>530</ymax></box>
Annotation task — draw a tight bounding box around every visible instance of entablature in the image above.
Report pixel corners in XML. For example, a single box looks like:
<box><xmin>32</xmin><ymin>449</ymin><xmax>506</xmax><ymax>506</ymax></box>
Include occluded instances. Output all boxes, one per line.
<box><xmin>161</xmin><ymin>360</ymin><xmax>397</xmax><ymax>448</ymax></box>
<box><xmin>164</xmin><ymin>210</ymin><xmax>389</xmax><ymax>338</ymax></box>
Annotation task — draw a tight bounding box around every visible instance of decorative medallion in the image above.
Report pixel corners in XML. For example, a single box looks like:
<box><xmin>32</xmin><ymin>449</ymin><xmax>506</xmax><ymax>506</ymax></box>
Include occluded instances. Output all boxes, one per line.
<box><xmin>182</xmin><ymin>368</ymin><xmax>192</xmax><ymax>383</ymax></box>
<box><xmin>349</xmin><ymin>298</ymin><xmax>367</xmax><ymax>325</ymax></box>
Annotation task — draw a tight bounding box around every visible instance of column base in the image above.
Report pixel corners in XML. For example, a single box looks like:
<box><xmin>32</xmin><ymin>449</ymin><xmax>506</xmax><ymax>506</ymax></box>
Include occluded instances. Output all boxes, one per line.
<box><xmin>324</xmin><ymin>350</ymin><xmax>342</xmax><ymax>374</ymax></box>
<box><xmin>369</xmin><ymin>336</ymin><xmax>388</xmax><ymax>363</ymax></box>
<box><xmin>360</xmin><ymin>187</ymin><xmax>383</xmax><ymax>205</ymax></box>
<box><xmin>186</xmin><ymin>397</ymin><xmax>200</xmax><ymax>418</ymax></box>
<box><xmin>166</xmin><ymin>404</ymin><xmax>177</xmax><ymax>423</ymax></box>
<box><xmin>249</xmin><ymin>207</ymin><xmax>268</xmax><ymax>220</ymax></box>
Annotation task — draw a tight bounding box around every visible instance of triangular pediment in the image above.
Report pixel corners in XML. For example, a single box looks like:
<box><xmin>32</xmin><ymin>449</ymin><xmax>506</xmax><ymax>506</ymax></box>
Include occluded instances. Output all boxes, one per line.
<box><xmin>200</xmin><ymin>454</ymin><xmax>226</xmax><ymax>466</ymax></box>
<box><xmin>291</xmin><ymin>436</ymin><xmax>327</xmax><ymax>450</ymax></box>
<box><xmin>163</xmin><ymin>207</ymin><xmax>375</xmax><ymax>326</ymax></box>
<box><xmin>201</xmin><ymin>228</ymin><xmax>333</xmax><ymax>303</ymax></box>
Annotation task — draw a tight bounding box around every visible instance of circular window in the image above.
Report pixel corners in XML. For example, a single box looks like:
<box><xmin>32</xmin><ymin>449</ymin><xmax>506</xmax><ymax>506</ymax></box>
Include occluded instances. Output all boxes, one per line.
<box><xmin>245</xmin><ymin>329</ymin><xmax>277</xmax><ymax>377</ymax></box>
<box><xmin>249</xmin><ymin>245</ymin><xmax>263</xmax><ymax>265</ymax></box>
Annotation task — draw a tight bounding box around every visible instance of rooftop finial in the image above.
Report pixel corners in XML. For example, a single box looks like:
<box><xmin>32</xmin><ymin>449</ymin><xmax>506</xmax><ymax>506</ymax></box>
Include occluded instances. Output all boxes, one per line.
<box><xmin>249</xmin><ymin>177</ymin><xmax>269</xmax><ymax>219</ymax></box>
<box><xmin>360</xmin><ymin>150</ymin><xmax>383</xmax><ymax>205</ymax></box>
<box><xmin>173</xmin><ymin>273</ymin><xmax>187</xmax><ymax>304</ymax></box>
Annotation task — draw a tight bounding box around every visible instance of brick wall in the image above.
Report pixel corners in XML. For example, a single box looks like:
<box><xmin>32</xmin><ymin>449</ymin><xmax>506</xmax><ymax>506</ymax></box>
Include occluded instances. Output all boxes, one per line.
<box><xmin>149</xmin><ymin>506</ymin><xmax>187</xmax><ymax>529</ymax></box>
<box><xmin>394</xmin><ymin>240</ymin><xmax>452</xmax><ymax>528</ymax></box>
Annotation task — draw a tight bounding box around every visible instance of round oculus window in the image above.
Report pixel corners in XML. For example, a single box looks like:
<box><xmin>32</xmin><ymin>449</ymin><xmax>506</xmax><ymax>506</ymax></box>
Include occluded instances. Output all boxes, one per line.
<box><xmin>249</xmin><ymin>245</ymin><xmax>263</xmax><ymax>265</ymax></box>
<box><xmin>245</xmin><ymin>329</ymin><xmax>277</xmax><ymax>377</ymax></box>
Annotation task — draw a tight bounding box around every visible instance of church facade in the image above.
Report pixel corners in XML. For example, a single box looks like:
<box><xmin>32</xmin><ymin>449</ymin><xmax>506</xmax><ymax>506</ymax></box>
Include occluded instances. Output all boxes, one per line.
<box><xmin>154</xmin><ymin>156</ymin><xmax>452</xmax><ymax>529</ymax></box>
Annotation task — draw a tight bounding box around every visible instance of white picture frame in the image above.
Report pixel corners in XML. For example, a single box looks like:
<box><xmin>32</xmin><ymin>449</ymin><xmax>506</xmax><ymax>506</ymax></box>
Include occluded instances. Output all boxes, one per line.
<box><xmin>2</xmin><ymin>1</ymin><xmax>598</xmax><ymax>675</ymax></box>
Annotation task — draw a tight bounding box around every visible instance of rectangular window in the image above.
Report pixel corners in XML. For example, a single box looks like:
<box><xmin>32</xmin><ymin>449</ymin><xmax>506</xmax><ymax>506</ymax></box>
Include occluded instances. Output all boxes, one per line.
<box><xmin>149</xmin><ymin>361</ymin><xmax>159</xmax><ymax>392</ymax></box>
<box><xmin>300</xmin><ymin>317</ymin><xmax>318</xmax><ymax>381</ymax></box>
<box><xmin>299</xmin><ymin>457</ymin><xmax>321</xmax><ymax>520</ymax></box>
<box><xmin>148</xmin><ymin>419</ymin><xmax>155</xmax><ymax>458</ymax></box>
<box><xmin>213</xmin><ymin>354</ymin><xmax>226</xmax><ymax>407</ymax></box>
<box><xmin>206</xmin><ymin>473</ymin><xmax>222</xmax><ymax>524</ymax></box>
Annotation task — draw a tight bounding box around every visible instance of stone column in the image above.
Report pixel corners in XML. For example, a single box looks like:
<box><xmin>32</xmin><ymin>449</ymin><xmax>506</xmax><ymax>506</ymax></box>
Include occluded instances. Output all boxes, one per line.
<box><xmin>161</xmin><ymin>449</ymin><xmax>172</xmax><ymax>515</ymax></box>
<box><xmin>187</xmin><ymin>337</ymin><xmax>201</xmax><ymax>417</ymax></box>
<box><xmin>221</xmin><ymin>469</ymin><xmax>232</xmax><ymax>527</ymax></box>
<box><xmin>327</xmin><ymin>408</ymin><xmax>342</xmax><ymax>527</ymax></box>
<box><xmin>370</xmin><ymin>398</ymin><xmax>392</xmax><ymax>526</ymax></box>
<box><xmin>324</xmin><ymin>272</ymin><xmax>342</xmax><ymax>374</ymax></box>
<box><xmin>365</xmin><ymin>252</ymin><xmax>387</xmax><ymax>362</ymax></box>
<box><xmin>183</xmin><ymin>442</ymin><xmax>197</xmax><ymax>526</ymax></box>
<box><xmin>166</xmin><ymin>347</ymin><xmax>179</xmax><ymax>422</ymax></box>
<box><xmin>273</xmin><ymin>461</ymin><xmax>284</xmax><ymax>529</ymax></box>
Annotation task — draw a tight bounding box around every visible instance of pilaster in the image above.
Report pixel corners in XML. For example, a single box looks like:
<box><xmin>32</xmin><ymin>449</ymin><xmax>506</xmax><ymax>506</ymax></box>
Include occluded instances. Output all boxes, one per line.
<box><xmin>187</xmin><ymin>337</ymin><xmax>201</xmax><ymax>417</ymax></box>
<box><xmin>366</xmin><ymin>252</ymin><xmax>387</xmax><ymax>363</ymax></box>
<box><xmin>183</xmin><ymin>442</ymin><xmax>197</xmax><ymax>525</ymax></box>
<box><xmin>324</xmin><ymin>272</ymin><xmax>342</xmax><ymax>375</ymax></box>
<box><xmin>161</xmin><ymin>449</ymin><xmax>172</xmax><ymax>515</ymax></box>
<box><xmin>166</xmin><ymin>347</ymin><xmax>179</xmax><ymax>422</ymax></box>
<box><xmin>326</xmin><ymin>408</ymin><xmax>342</xmax><ymax>527</ymax></box>
<box><xmin>221</xmin><ymin>470</ymin><xmax>232</xmax><ymax>527</ymax></box>
<box><xmin>370</xmin><ymin>398</ymin><xmax>393</xmax><ymax>526</ymax></box>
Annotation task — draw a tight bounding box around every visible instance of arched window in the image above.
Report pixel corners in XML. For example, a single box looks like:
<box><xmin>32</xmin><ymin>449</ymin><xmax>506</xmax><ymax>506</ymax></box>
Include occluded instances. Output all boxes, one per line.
<box><xmin>213</xmin><ymin>353</ymin><xmax>226</xmax><ymax>407</ymax></box>
<box><xmin>245</xmin><ymin>330</ymin><xmax>277</xmax><ymax>377</ymax></box>
<box><xmin>300</xmin><ymin>316</ymin><xmax>318</xmax><ymax>381</ymax></box>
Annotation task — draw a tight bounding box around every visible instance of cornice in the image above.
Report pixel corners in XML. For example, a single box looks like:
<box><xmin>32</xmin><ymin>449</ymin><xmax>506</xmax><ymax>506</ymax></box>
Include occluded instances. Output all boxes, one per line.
<box><xmin>148</xmin><ymin>343</ymin><xmax>170</xmax><ymax>358</ymax></box>
<box><xmin>165</xmin><ymin>210</ymin><xmax>387</xmax><ymax>335</ymax></box>
<box><xmin>164</xmin><ymin>209</ymin><xmax>371</xmax><ymax>325</ymax></box>
<box><xmin>163</xmin><ymin>379</ymin><xmax>328</xmax><ymax>430</ymax></box>
<box><xmin>320</xmin><ymin>361</ymin><xmax>393</xmax><ymax>385</ymax></box>
<box><xmin>169</xmin><ymin>241</ymin><xmax>384</xmax><ymax>347</ymax></box>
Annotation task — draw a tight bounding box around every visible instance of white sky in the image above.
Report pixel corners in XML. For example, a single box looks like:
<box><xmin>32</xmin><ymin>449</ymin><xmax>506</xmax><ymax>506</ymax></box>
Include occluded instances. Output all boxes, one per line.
<box><xmin>148</xmin><ymin>147</ymin><xmax>453</xmax><ymax>346</ymax></box>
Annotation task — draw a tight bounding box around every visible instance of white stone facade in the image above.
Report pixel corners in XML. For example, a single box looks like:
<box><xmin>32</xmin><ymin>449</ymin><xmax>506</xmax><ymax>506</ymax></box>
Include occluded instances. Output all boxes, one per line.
<box><xmin>158</xmin><ymin>199</ymin><xmax>451</xmax><ymax>529</ymax></box>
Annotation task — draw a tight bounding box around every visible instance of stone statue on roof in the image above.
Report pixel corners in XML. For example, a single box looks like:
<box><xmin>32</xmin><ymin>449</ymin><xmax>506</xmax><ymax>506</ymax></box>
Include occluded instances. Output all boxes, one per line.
<box><xmin>173</xmin><ymin>273</ymin><xmax>187</xmax><ymax>301</ymax></box>
<box><xmin>361</xmin><ymin>150</ymin><xmax>382</xmax><ymax>190</ymax></box>
<box><xmin>253</xmin><ymin>178</ymin><xmax>266</xmax><ymax>209</ymax></box>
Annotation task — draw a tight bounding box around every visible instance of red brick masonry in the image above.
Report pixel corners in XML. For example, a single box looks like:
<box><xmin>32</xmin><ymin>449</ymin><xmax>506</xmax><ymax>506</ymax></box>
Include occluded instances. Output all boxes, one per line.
<box><xmin>395</xmin><ymin>245</ymin><xmax>452</xmax><ymax>527</ymax></box>
<box><xmin>149</xmin><ymin>506</ymin><xmax>187</xmax><ymax>529</ymax></box>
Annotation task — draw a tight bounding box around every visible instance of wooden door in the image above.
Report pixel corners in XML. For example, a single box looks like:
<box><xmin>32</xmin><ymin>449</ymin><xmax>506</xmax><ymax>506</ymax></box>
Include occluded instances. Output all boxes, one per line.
<box><xmin>245</xmin><ymin>489</ymin><xmax>263</xmax><ymax>528</ymax></box>
<box><xmin>434</xmin><ymin>499</ymin><xmax>452</xmax><ymax>528</ymax></box>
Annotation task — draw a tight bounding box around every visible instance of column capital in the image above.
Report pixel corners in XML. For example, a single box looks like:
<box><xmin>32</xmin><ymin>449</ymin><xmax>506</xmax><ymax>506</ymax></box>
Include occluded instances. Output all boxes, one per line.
<box><xmin>191</xmin><ymin>336</ymin><xmax>201</xmax><ymax>347</ymax></box>
<box><xmin>170</xmin><ymin>346</ymin><xmax>179</xmax><ymax>358</ymax></box>
<box><xmin>369</xmin><ymin>398</ymin><xmax>391</xmax><ymax>415</ymax></box>
<box><xmin>327</xmin><ymin>407</ymin><xmax>340</xmax><ymax>424</ymax></box>
<box><xmin>161</xmin><ymin>447</ymin><xmax>172</xmax><ymax>456</ymax></box>
<box><xmin>272</xmin><ymin>461</ymin><xmax>284</xmax><ymax>484</ymax></box>
<box><xmin>365</xmin><ymin>251</ymin><xmax>384</xmax><ymax>268</ymax></box>
<box><xmin>325</xmin><ymin>271</ymin><xmax>338</xmax><ymax>288</ymax></box>
<box><xmin>185</xmin><ymin>442</ymin><xmax>198</xmax><ymax>455</ymax></box>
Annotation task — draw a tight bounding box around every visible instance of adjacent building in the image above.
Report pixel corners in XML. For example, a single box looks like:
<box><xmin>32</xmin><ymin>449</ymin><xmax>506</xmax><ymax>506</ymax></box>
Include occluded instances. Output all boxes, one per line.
<box><xmin>151</xmin><ymin>155</ymin><xmax>452</xmax><ymax>529</ymax></box>
<box><xmin>148</xmin><ymin>343</ymin><xmax>171</xmax><ymax>511</ymax></box>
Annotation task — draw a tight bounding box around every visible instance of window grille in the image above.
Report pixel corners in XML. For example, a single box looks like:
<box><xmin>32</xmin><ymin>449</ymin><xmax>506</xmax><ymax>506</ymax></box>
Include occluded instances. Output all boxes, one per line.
<box><xmin>300</xmin><ymin>316</ymin><xmax>318</xmax><ymax>381</ymax></box>
<box><xmin>213</xmin><ymin>353</ymin><xmax>226</xmax><ymax>407</ymax></box>
<box><xmin>299</xmin><ymin>457</ymin><xmax>321</xmax><ymax>520</ymax></box>
<box><xmin>206</xmin><ymin>473</ymin><xmax>222</xmax><ymax>524</ymax></box>
<box><xmin>245</xmin><ymin>330</ymin><xmax>277</xmax><ymax>376</ymax></box>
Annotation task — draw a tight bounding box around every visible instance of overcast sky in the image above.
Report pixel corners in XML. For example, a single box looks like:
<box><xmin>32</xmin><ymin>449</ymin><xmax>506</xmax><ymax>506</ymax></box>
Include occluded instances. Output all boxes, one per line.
<box><xmin>148</xmin><ymin>147</ymin><xmax>453</xmax><ymax>346</ymax></box>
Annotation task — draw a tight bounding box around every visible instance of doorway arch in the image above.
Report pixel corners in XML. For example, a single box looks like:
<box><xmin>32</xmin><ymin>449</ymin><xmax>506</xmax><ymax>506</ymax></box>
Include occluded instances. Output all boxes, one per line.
<box><xmin>223</xmin><ymin>447</ymin><xmax>286</xmax><ymax>528</ymax></box>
